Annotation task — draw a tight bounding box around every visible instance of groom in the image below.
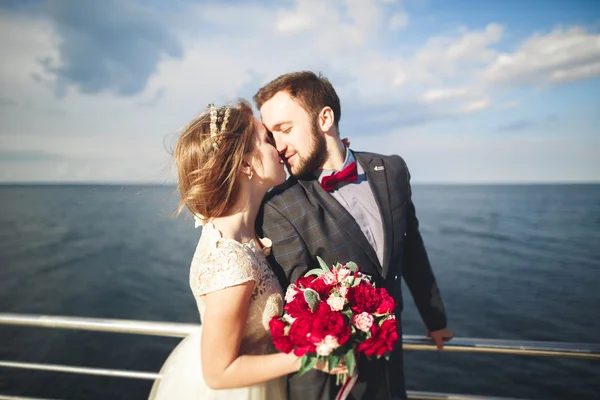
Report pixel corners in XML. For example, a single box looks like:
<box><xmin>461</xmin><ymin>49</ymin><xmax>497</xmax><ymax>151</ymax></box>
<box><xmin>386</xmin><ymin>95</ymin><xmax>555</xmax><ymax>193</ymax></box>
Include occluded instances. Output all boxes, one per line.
<box><xmin>255</xmin><ymin>71</ymin><xmax>453</xmax><ymax>400</ymax></box>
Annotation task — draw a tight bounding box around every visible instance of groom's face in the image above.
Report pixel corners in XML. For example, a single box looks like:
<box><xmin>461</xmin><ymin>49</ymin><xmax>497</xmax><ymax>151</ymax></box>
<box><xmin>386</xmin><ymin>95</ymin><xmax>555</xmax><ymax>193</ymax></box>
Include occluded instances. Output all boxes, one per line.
<box><xmin>259</xmin><ymin>91</ymin><xmax>326</xmax><ymax>177</ymax></box>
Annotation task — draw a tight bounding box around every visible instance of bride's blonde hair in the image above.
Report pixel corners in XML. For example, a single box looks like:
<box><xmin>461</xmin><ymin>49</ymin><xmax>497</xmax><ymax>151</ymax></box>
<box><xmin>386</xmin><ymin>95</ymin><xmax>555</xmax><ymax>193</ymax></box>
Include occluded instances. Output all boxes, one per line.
<box><xmin>174</xmin><ymin>99</ymin><xmax>256</xmax><ymax>220</ymax></box>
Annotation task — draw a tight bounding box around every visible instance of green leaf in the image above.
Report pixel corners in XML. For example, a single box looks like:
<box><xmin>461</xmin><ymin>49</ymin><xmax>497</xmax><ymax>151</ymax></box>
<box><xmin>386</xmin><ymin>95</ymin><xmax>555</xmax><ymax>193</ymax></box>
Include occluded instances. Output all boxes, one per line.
<box><xmin>304</xmin><ymin>288</ymin><xmax>320</xmax><ymax>311</ymax></box>
<box><xmin>298</xmin><ymin>355</ymin><xmax>317</xmax><ymax>376</ymax></box>
<box><xmin>304</xmin><ymin>269</ymin><xmax>324</xmax><ymax>277</ymax></box>
<box><xmin>345</xmin><ymin>261</ymin><xmax>359</xmax><ymax>272</ymax></box>
<box><xmin>317</xmin><ymin>256</ymin><xmax>331</xmax><ymax>272</ymax></box>
<box><xmin>344</xmin><ymin>347</ymin><xmax>356</xmax><ymax>376</ymax></box>
<box><xmin>327</xmin><ymin>353</ymin><xmax>341</xmax><ymax>372</ymax></box>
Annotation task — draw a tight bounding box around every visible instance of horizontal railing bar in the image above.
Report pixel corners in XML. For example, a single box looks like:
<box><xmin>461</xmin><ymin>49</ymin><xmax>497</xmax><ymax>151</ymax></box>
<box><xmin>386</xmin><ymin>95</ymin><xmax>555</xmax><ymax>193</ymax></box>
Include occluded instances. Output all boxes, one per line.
<box><xmin>1</xmin><ymin>313</ymin><xmax>599</xmax><ymax>359</ymax></box>
<box><xmin>0</xmin><ymin>388</ymin><xmax>524</xmax><ymax>400</ymax></box>
<box><xmin>0</xmin><ymin>390</ymin><xmax>525</xmax><ymax>400</ymax></box>
<box><xmin>403</xmin><ymin>335</ymin><xmax>600</xmax><ymax>359</ymax></box>
<box><xmin>0</xmin><ymin>395</ymin><xmax>61</xmax><ymax>400</ymax></box>
<box><xmin>0</xmin><ymin>360</ymin><xmax>161</xmax><ymax>380</ymax></box>
<box><xmin>0</xmin><ymin>313</ymin><xmax>198</xmax><ymax>338</ymax></box>
<box><xmin>407</xmin><ymin>391</ymin><xmax>525</xmax><ymax>400</ymax></box>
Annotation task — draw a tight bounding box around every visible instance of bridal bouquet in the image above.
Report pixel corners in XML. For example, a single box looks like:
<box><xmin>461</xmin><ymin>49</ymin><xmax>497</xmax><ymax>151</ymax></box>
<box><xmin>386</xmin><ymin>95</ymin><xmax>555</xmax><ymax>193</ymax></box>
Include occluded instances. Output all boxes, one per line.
<box><xmin>269</xmin><ymin>257</ymin><xmax>399</xmax><ymax>387</ymax></box>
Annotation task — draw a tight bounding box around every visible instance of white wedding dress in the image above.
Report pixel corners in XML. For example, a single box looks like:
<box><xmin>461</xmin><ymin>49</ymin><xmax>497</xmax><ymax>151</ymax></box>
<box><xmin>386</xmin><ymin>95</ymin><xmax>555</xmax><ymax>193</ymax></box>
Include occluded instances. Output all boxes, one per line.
<box><xmin>148</xmin><ymin>223</ymin><xmax>287</xmax><ymax>400</ymax></box>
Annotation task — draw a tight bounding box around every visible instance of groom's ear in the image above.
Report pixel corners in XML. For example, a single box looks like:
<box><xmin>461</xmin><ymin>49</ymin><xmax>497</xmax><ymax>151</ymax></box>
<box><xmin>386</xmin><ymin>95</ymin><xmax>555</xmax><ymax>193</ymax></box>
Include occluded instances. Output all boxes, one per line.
<box><xmin>318</xmin><ymin>106</ymin><xmax>335</xmax><ymax>133</ymax></box>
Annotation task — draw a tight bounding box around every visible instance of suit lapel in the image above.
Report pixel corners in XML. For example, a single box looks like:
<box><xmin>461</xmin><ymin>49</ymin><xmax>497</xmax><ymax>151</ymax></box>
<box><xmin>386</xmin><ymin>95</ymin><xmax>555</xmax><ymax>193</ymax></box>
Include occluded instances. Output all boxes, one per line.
<box><xmin>356</xmin><ymin>153</ymin><xmax>394</xmax><ymax>278</ymax></box>
<box><xmin>298</xmin><ymin>178</ymin><xmax>382</xmax><ymax>278</ymax></box>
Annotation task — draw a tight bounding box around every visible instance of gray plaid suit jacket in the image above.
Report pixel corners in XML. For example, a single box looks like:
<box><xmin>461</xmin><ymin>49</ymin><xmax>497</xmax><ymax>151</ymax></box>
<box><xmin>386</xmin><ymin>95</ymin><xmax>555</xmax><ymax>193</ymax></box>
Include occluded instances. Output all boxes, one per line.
<box><xmin>257</xmin><ymin>151</ymin><xmax>447</xmax><ymax>400</ymax></box>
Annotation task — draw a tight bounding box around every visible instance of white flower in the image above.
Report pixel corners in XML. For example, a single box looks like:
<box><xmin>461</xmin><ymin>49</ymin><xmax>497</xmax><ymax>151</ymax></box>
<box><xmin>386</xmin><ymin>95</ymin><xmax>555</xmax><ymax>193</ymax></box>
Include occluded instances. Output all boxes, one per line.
<box><xmin>336</xmin><ymin>268</ymin><xmax>351</xmax><ymax>282</ymax></box>
<box><xmin>285</xmin><ymin>287</ymin><xmax>298</xmax><ymax>303</ymax></box>
<box><xmin>316</xmin><ymin>335</ymin><xmax>340</xmax><ymax>356</ymax></box>
<box><xmin>284</xmin><ymin>314</ymin><xmax>296</xmax><ymax>324</ymax></box>
<box><xmin>321</xmin><ymin>272</ymin><xmax>337</xmax><ymax>285</ymax></box>
<box><xmin>338</xmin><ymin>286</ymin><xmax>349</xmax><ymax>298</ymax></box>
<box><xmin>327</xmin><ymin>294</ymin><xmax>346</xmax><ymax>311</ymax></box>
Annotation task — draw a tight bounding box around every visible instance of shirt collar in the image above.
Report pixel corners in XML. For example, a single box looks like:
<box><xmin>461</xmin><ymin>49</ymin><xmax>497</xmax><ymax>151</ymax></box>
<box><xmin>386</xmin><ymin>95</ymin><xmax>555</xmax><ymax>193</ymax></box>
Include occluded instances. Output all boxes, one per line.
<box><xmin>317</xmin><ymin>146</ymin><xmax>356</xmax><ymax>184</ymax></box>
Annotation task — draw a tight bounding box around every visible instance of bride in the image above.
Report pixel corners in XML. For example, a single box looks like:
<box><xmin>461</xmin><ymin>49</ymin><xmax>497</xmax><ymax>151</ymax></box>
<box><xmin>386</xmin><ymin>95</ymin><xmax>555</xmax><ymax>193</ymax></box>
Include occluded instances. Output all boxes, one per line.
<box><xmin>148</xmin><ymin>100</ymin><xmax>345</xmax><ymax>400</ymax></box>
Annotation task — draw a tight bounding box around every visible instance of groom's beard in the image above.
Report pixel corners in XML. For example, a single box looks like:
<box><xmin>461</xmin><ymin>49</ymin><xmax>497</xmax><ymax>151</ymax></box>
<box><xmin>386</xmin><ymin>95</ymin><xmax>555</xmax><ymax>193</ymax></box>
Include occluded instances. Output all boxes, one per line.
<box><xmin>289</xmin><ymin>118</ymin><xmax>327</xmax><ymax>178</ymax></box>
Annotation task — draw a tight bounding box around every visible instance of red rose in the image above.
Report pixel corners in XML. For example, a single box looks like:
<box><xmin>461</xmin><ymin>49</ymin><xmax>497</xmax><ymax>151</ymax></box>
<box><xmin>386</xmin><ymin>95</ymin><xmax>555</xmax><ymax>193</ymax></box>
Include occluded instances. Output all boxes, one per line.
<box><xmin>269</xmin><ymin>317</ymin><xmax>294</xmax><ymax>353</ymax></box>
<box><xmin>375</xmin><ymin>288</ymin><xmax>396</xmax><ymax>314</ymax></box>
<box><xmin>358</xmin><ymin>318</ymin><xmax>398</xmax><ymax>357</ymax></box>
<box><xmin>284</xmin><ymin>293</ymin><xmax>311</xmax><ymax>318</ymax></box>
<box><xmin>288</xmin><ymin>303</ymin><xmax>350</xmax><ymax>356</ymax></box>
<box><xmin>312</xmin><ymin>302</ymin><xmax>350</xmax><ymax>345</ymax></box>
<box><xmin>309</xmin><ymin>277</ymin><xmax>334</xmax><ymax>299</ymax></box>
<box><xmin>347</xmin><ymin>282</ymin><xmax>381</xmax><ymax>314</ymax></box>
<box><xmin>294</xmin><ymin>276</ymin><xmax>314</xmax><ymax>289</ymax></box>
<box><xmin>288</xmin><ymin>314</ymin><xmax>316</xmax><ymax>356</ymax></box>
<box><xmin>357</xmin><ymin>318</ymin><xmax>399</xmax><ymax>357</ymax></box>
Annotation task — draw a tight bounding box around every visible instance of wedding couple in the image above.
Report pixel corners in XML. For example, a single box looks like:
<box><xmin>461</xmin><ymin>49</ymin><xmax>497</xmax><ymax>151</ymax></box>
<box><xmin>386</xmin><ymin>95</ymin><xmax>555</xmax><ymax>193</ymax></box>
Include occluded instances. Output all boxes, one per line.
<box><xmin>148</xmin><ymin>71</ymin><xmax>453</xmax><ymax>400</ymax></box>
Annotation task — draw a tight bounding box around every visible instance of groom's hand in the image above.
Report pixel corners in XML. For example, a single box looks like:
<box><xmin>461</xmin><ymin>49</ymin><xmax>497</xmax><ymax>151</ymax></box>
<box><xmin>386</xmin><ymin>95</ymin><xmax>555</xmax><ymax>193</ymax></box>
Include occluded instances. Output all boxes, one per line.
<box><xmin>426</xmin><ymin>327</ymin><xmax>453</xmax><ymax>351</ymax></box>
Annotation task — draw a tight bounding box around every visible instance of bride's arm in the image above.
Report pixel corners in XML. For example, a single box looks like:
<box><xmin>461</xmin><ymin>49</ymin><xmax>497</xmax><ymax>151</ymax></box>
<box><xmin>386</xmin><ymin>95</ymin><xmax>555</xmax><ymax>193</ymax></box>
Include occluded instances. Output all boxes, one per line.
<box><xmin>200</xmin><ymin>280</ymin><xmax>299</xmax><ymax>390</ymax></box>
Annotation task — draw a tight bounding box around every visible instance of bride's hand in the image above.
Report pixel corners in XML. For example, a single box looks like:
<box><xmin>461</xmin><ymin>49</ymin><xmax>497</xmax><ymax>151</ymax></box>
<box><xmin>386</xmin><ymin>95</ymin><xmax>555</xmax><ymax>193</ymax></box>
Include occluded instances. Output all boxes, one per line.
<box><xmin>314</xmin><ymin>358</ymin><xmax>348</xmax><ymax>375</ymax></box>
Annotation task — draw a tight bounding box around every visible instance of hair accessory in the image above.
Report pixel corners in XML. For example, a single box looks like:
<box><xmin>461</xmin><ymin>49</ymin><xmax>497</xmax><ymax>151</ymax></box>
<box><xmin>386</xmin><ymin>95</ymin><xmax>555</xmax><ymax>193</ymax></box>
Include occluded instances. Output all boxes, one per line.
<box><xmin>208</xmin><ymin>104</ymin><xmax>232</xmax><ymax>150</ymax></box>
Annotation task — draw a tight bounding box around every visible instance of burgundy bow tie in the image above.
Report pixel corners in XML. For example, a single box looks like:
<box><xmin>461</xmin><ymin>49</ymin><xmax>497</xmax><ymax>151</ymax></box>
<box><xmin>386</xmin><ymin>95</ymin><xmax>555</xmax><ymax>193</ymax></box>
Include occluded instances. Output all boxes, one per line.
<box><xmin>320</xmin><ymin>161</ymin><xmax>358</xmax><ymax>192</ymax></box>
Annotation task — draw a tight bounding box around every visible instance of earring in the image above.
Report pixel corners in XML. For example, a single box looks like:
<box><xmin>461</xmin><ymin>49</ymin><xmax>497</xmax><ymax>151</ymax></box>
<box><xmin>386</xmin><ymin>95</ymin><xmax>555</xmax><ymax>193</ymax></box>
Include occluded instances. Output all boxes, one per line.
<box><xmin>248</xmin><ymin>171</ymin><xmax>253</xmax><ymax>180</ymax></box>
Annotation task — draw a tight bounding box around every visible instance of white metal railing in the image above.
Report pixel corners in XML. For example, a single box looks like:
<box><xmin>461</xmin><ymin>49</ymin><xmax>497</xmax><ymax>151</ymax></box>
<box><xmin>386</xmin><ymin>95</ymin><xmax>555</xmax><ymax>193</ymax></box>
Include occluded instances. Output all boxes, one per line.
<box><xmin>0</xmin><ymin>313</ymin><xmax>199</xmax><ymax>338</ymax></box>
<box><xmin>2</xmin><ymin>313</ymin><xmax>599</xmax><ymax>359</ymax></box>
<box><xmin>1</xmin><ymin>313</ymin><xmax>599</xmax><ymax>400</ymax></box>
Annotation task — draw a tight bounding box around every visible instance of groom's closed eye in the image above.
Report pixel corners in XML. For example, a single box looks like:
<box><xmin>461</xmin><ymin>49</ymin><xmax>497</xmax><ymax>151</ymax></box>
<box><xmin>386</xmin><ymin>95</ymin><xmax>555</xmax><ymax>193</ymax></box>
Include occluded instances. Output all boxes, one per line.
<box><xmin>267</xmin><ymin>131</ymin><xmax>276</xmax><ymax>147</ymax></box>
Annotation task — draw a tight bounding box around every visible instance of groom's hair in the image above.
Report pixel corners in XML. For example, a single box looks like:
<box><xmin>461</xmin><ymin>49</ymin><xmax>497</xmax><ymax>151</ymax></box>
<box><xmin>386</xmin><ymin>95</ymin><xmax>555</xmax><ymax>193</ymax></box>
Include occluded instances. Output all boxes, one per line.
<box><xmin>253</xmin><ymin>71</ymin><xmax>341</xmax><ymax>129</ymax></box>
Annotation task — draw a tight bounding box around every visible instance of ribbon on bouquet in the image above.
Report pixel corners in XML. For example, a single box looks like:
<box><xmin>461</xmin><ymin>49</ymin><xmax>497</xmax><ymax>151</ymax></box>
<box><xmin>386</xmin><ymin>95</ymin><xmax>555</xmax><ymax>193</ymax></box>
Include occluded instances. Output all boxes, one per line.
<box><xmin>335</xmin><ymin>369</ymin><xmax>359</xmax><ymax>400</ymax></box>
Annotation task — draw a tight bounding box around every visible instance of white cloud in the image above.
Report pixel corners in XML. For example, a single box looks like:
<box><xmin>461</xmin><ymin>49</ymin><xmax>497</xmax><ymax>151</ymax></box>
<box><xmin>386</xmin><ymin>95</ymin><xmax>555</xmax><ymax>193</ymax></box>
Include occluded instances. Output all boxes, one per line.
<box><xmin>460</xmin><ymin>99</ymin><xmax>491</xmax><ymax>114</ymax></box>
<box><xmin>0</xmin><ymin>13</ymin><xmax>58</xmax><ymax>94</ymax></box>
<box><xmin>485</xmin><ymin>26</ymin><xmax>600</xmax><ymax>86</ymax></box>
<box><xmin>408</xmin><ymin>23</ymin><xmax>504</xmax><ymax>84</ymax></box>
<box><xmin>420</xmin><ymin>87</ymin><xmax>476</xmax><ymax>103</ymax></box>
<box><xmin>275</xmin><ymin>12</ymin><xmax>314</xmax><ymax>33</ymax></box>
<box><xmin>446</xmin><ymin>23</ymin><xmax>503</xmax><ymax>62</ymax></box>
<box><xmin>389</xmin><ymin>12</ymin><xmax>409</xmax><ymax>30</ymax></box>
<box><xmin>550</xmin><ymin>61</ymin><xmax>600</xmax><ymax>84</ymax></box>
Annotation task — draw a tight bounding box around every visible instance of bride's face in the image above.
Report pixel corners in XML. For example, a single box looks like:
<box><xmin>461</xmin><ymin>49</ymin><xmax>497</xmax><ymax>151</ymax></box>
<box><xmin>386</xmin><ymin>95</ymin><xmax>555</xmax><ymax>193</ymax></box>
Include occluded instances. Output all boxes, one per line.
<box><xmin>248</xmin><ymin>118</ymin><xmax>287</xmax><ymax>188</ymax></box>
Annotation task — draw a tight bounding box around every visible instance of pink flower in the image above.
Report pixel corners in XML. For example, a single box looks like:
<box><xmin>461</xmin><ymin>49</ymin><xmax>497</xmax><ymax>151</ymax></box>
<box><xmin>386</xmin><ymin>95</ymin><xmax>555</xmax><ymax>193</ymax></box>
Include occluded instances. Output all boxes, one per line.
<box><xmin>327</xmin><ymin>294</ymin><xmax>345</xmax><ymax>311</ymax></box>
<box><xmin>353</xmin><ymin>312</ymin><xmax>374</xmax><ymax>332</ymax></box>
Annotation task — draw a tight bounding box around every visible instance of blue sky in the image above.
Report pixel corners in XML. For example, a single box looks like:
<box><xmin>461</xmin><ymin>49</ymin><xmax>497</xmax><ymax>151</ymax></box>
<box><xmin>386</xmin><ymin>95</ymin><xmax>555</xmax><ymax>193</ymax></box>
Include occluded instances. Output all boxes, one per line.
<box><xmin>0</xmin><ymin>0</ymin><xmax>598</xmax><ymax>183</ymax></box>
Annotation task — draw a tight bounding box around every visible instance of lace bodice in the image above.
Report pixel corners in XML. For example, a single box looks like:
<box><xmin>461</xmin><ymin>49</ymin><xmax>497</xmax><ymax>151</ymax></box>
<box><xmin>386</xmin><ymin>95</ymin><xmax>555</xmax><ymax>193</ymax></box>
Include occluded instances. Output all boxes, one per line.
<box><xmin>189</xmin><ymin>223</ymin><xmax>284</xmax><ymax>355</ymax></box>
